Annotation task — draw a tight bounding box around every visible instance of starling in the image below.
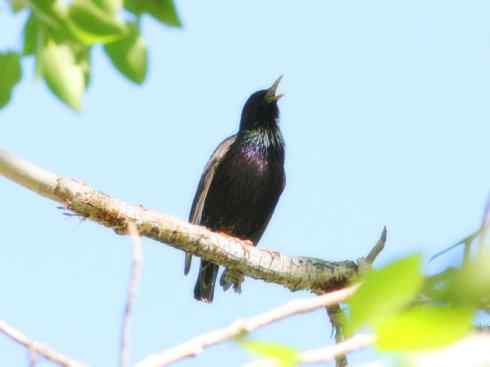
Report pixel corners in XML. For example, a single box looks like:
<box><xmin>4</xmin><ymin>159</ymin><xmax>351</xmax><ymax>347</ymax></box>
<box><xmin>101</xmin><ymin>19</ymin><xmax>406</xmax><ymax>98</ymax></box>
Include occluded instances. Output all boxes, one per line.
<box><xmin>184</xmin><ymin>77</ymin><xmax>286</xmax><ymax>303</ymax></box>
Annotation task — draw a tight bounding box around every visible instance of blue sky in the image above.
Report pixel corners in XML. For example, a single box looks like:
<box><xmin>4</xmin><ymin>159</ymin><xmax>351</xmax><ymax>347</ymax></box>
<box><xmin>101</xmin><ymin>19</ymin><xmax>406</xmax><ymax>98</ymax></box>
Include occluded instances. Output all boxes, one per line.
<box><xmin>1</xmin><ymin>0</ymin><xmax>490</xmax><ymax>366</ymax></box>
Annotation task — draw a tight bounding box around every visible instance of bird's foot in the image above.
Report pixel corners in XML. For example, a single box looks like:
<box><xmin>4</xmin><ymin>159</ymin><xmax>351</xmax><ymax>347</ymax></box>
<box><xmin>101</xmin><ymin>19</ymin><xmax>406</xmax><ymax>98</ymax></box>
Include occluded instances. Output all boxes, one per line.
<box><xmin>220</xmin><ymin>269</ymin><xmax>244</xmax><ymax>293</ymax></box>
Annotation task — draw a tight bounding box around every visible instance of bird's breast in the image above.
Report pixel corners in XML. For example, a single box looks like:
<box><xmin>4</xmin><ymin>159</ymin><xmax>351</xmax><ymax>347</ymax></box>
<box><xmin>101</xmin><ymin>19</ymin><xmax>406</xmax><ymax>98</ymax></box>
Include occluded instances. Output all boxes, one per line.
<box><xmin>233</xmin><ymin>140</ymin><xmax>284</xmax><ymax>182</ymax></box>
<box><xmin>202</xmin><ymin>134</ymin><xmax>285</xmax><ymax>240</ymax></box>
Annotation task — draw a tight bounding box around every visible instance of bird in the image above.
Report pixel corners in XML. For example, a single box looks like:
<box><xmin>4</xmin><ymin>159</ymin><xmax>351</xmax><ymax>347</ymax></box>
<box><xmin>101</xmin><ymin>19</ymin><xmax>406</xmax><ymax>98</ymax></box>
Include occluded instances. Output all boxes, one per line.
<box><xmin>184</xmin><ymin>76</ymin><xmax>286</xmax><ymax>303</ymax></box>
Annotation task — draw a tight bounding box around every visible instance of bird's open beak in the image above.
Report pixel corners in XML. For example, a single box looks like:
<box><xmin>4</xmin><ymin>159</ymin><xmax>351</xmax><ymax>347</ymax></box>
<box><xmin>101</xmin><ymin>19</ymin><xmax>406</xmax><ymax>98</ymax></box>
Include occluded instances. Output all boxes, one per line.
<box><xmin>265</xmin><ymin>75</ymin><xmax>284</xmax><ymax>102</ymax></box>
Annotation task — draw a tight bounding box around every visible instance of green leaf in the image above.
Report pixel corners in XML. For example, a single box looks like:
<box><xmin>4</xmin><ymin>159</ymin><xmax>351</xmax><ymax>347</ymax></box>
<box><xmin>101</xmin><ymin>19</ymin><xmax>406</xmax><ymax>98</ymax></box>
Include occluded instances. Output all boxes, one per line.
<box><xmin>30</xmin><ymin>0</ymin><xmax>67</xmax><ymax>34</ymax></box>
<box><xmin>23</xmin><ymin>14</ymin><xmax>39</xmax><ymax>56</ymax></box>
<box><xmin>240</xmin><ymin>340</ymin><xmax>299</xmax><ymax>367</ymax></box>
<box><xmin>446</xmin><ymin>255</ymin><xmax>490</xmax><ymax>307</ymax></box>
<box><xmin>347</xmin><ymin>255</ymin><xmax>423</xmax><ymax>335</ymax></box>
<box><xmin>27</xmin><ymin>9</ymin><xmax>92</xmax><ymax>84</ymax></box>
<box><xmin>0</xmin><ymin>52</ymin><xmax>22</xmax><ymax>109</ymax></box>
<box><xmin>70</xmin><ymin>43</ymin><xmax>92</xmax><ymax>88</ymax></box>
<box><xmin>376</xmin><ymin>305</ymin><xmax>473</xmax><ymax>351</ymax></box>
<box><xmin>144</xmin><ymin>0</ymin><xmax>181</xmax><ymax>27</ymax></box>
<box><xmin>30</xmin><ymin>0</ymin><xmax>85</xmax><ymax>46</ymax></box>
<box><xmin>423</xmin><ymin>254</ymin><xmax>490</xmax><ymax>311</ymax></box>
<box><xmin>104</xmin><ymin>23</ymin><xmax>147</xmax><ymax>84</ymax></box>
<box><xmin>123</xmin><ymin>0</ymin><xmax>142</xmax><ymax>15</ymax></box>
<box><xmin>68</xmin><ymin>0</ymin><xmax>128</xmax><ymax>44</ymax></box>
<box><xmin>124</xmin><ymin>0</ymin><xmax>182</xmax><ymax>27</ymax></box>
<box><xmin>40</xmin><ymin>40</ymin><xmax>85</xmax><ymax>110</ymax></box>
<box><xmin>94</xmin><ymin>0</ymin><xmax>123</xmax><ymax>14</ymax></box>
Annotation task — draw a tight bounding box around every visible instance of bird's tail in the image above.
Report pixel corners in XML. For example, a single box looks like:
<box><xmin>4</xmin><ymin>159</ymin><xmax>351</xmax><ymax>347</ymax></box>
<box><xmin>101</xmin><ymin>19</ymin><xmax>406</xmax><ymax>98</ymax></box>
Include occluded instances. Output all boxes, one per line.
<box><xmin>194</xmin><ymin>260</ymin><xmax>219</xmax><ymax>303</ymax></box>
<box><xmin>219</xmin><ymin>268</ymin><xmax>245</xmax><ymax>293</ymax></box>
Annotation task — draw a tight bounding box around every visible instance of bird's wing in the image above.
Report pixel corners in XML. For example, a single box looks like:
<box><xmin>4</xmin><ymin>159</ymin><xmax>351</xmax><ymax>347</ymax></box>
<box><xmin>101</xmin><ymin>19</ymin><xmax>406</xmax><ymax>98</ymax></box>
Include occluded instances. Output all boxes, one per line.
<box><xmin>184</xmin><ymin>134</ymin><xmax>237</xmax><ymax>275</ymax></box>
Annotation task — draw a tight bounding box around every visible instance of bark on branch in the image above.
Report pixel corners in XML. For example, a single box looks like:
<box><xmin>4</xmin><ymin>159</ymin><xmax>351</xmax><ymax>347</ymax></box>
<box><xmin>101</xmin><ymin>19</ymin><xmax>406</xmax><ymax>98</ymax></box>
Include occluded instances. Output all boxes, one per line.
<box><xmin>0</xmin><ymin>148</ymin><xmax>385</xmax><ymax>293</ymax></box>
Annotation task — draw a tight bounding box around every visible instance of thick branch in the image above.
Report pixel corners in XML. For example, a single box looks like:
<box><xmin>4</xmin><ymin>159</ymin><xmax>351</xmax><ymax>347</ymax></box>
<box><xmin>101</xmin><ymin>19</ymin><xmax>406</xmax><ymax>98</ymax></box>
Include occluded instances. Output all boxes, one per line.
<box><xmin>1</xmin><ymin>148</ymin><xmax>376</xmax><ymax>293</ymax></box>
<box><xmin>136</xmin><ymin>286</ymin><xmax>357</xmax><ymax>367</ymax></box>
<box><xmin>0</xmin><ymin>148</ymin><xmax>59</xmax><ymax>202</ymax></box>
<box><xmin>0</xmin><ymin>320</ymin><xmax>87</xmax><ymax>367</ymax></box>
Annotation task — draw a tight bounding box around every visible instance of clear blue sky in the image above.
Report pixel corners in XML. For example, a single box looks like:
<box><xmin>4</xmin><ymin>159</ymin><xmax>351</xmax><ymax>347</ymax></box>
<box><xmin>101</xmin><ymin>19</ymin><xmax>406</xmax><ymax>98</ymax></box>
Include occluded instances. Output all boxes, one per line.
<box><xmin>1</xmin><ymin>1</ymin><xmax>490</xmax><ymax>366</ymax></box>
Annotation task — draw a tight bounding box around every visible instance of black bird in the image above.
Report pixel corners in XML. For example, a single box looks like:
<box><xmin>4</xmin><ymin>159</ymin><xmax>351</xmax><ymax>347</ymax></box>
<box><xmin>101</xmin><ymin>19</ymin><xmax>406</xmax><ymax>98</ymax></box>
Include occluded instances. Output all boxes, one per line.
<box><xmin>184</xmin><ymin>77</ymin><xmax>286</xmax><ymax>303</ymax></box>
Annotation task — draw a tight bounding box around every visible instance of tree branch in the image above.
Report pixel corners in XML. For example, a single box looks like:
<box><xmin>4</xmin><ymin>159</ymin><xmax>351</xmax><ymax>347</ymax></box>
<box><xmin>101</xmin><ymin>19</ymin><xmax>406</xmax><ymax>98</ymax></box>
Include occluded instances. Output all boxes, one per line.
<box><xmin>0</xmin><ymin>320</ymin><xmax>87</xmax><ymax>367</ymax></box>
<box><xmin>135</xmin><ymin>286</ymin><xmax>357</xmax><ymax>367</ymax></box>
<box><xmin>1</xmin><ymin>148</ymin><xmax>385</xmax><ymax>294</ymax></box>
<box><xmin>243</xmin><ymin>333</ymin><xmax>375</xmax><ymax>367</ymax></box>
<box><xmin>0</xmin><ymin>148</ymin><xmax>59</xmax><ymax>202</ymax></box>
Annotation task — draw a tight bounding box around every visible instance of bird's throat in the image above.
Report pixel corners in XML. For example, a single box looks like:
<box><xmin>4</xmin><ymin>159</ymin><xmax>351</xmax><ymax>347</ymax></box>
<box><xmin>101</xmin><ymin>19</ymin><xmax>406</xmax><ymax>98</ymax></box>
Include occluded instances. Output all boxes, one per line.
<box><xmin>239</xmin><ymin>126</ymin><xmax>284</xmax><ymax>151</ymax></box>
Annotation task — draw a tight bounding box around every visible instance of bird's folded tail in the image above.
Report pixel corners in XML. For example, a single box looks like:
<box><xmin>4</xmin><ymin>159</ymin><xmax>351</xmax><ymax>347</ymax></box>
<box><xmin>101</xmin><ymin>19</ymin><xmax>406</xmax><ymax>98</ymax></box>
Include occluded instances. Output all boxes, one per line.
<box><xmin>194</xmin><ymin>260</ymin><xmax>219</xmax><ymax>303</ymax></box>
<box><xmin>219</xmin><ymin>268</ymin><xmax>245</xmax><ymax>293</ymax></box>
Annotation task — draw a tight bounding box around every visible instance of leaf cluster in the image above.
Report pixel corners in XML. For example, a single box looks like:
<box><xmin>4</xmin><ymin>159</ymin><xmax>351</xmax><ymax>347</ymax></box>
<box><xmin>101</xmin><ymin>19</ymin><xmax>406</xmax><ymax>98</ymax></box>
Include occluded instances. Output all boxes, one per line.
<box><xmin>1</xmin><ymin>0</ymin><xmax>181</xmax><ymax>110</ymax></box>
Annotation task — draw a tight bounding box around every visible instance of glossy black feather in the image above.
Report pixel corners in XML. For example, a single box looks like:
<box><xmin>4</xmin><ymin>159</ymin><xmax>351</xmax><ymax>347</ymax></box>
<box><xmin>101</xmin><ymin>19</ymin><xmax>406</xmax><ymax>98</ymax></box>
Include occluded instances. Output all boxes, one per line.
<box><xmin>185</xmin><ymin>85</ymin><xmax>286</xmax><ymax>303</ymax></box>
<box><xmin>184</xmin><ymin>135</ymin><xmax>236</xmax><ymax>275</ymax></box>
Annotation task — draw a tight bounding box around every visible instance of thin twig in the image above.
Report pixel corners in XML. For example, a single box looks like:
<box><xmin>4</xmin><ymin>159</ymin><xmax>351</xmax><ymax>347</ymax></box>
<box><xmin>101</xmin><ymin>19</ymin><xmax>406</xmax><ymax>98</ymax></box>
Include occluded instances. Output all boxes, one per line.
<box><xmin>135</xmin><ymin>286</ymin><xmax>358</xmax><ymax>367</ymax></box>
<box><xmin>326</xmin><ymin>305</ymin><xmax>348</xmax><ymax>367</ymax></box>
<box><xmin>243</xmin><ymin>333</ymin><xmax>375</xmax><ymax>367</ymax></box>
<box><xmin>0</xmin><ymin>320</ymin><xmax>87</xmax><ymax>367</ymax></box>
<box><xmin>120</xmin><ymin>222</ymin><xmax>144</xmax><ymax>367</ymax></box>
<box><xmin>430</xmin><ymin>226</ymin><xmax>485</xmax><ymax>262</ymax></box>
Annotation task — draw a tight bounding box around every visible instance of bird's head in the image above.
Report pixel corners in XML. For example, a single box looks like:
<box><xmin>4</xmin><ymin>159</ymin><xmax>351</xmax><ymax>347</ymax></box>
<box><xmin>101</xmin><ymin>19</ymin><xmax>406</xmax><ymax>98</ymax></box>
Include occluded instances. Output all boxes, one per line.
<box><xmin>239</xmin><ymin>76</ymin><xmax>283</xmax><ymax>131</ymax></box>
